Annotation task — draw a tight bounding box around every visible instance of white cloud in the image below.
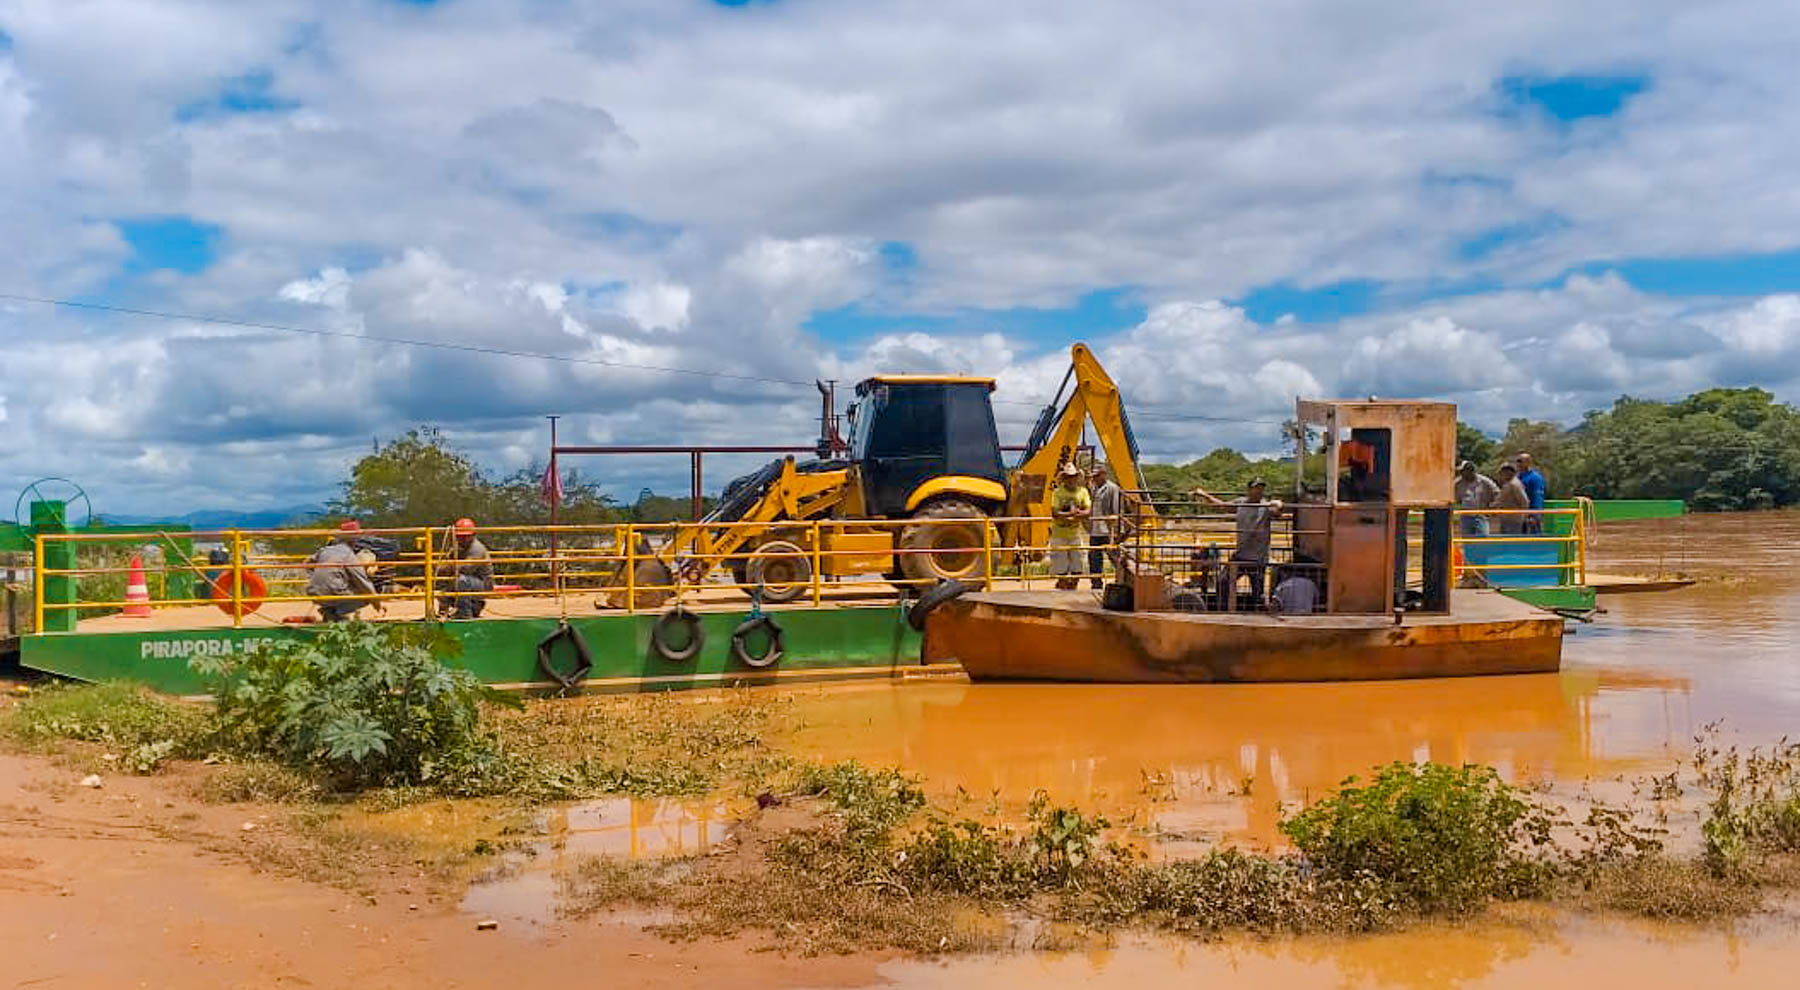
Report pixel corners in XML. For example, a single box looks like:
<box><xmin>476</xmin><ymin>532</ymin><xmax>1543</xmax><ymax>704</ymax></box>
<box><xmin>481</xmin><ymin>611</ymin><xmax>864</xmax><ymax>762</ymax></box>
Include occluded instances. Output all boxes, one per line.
<box><xmin>5</xmin><ymin>0</ymin><xmax>1800</xmax><ymax>513</ymax></box>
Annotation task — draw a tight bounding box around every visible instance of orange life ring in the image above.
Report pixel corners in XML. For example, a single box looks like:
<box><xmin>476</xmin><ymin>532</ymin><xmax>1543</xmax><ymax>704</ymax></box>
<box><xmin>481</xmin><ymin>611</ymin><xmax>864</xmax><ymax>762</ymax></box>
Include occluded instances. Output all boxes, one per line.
<box><xmin>209</xmin><ymin>571</ymin><xmax>268</xmax><ymax>617</ymax></box>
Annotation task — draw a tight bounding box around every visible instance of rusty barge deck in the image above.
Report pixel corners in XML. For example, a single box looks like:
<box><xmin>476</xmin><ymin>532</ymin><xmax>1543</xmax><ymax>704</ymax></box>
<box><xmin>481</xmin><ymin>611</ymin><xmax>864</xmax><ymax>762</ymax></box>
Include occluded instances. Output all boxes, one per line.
<box><xmin>922</xmin><ymin>589</ymin><xmax>1563</xmax><ymax>683</ymax></box>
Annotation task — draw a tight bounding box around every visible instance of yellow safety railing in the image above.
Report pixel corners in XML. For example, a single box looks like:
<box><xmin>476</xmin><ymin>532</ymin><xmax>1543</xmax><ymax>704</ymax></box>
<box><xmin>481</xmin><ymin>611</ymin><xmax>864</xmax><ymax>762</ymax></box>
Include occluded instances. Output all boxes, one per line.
<box><xmin>1445</xmin><ymin>507</ymin><xmax>1586</xmax><ymax>586</ymax></box>
<box><xmin>32</xmin><ymin>515</ymin><xmax>1116</xmax><ymax>626</ymax></box>
<box><xmin>30</xmin><ymin>504</ymin><xmax>1591</xmax><ymax>628</ymax></box>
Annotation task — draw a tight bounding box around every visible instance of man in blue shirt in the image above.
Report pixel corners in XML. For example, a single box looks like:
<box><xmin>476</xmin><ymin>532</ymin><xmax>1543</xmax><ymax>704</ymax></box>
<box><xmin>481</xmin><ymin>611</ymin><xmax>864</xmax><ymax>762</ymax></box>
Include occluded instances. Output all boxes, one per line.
<box><xmin>1515</xmin><ymin>453</ymin><xmax>1547</xmax><ymax>534</ymax></box>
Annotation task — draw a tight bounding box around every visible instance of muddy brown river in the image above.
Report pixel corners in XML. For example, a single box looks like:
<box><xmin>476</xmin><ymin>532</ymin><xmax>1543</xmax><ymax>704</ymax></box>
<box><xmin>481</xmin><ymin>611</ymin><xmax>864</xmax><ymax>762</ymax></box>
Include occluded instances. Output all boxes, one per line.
<box><xmin>485</xmin><ymin>510</ymin><xmax>1800</xmax><ymax>987</ymax></box>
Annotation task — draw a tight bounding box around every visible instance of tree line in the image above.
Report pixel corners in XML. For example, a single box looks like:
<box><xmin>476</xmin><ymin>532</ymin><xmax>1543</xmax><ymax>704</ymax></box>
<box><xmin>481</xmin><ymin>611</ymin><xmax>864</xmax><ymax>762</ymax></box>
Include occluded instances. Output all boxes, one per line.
<box><xmin>333</xmin><ymin>387</ymin><xmax>1800</xmax><ymax>526</ymax></box>
<box><xmin>1141</xmin><ymin>387</ymin><xmax>1800</xmax><ymax>511</ymax></box>
<box><xmin>324</xmin><ymin>427</ymin><xmax>707</xmax><ymax>529</ymax></box>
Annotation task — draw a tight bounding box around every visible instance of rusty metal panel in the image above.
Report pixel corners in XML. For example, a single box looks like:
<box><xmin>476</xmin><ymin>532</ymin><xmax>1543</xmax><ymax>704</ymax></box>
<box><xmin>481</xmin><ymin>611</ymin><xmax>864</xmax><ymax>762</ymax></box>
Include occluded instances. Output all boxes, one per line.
<box><xmin>1328</xmin><ymin>505</ymin><xmax>1392</xmax><ymax>614</ymax></box>
<box><xmin>1297</xmin><ymin>400</ymin><xmax>1456</xmax><ymax>506</ymax></box>
<box><xmin>921</xmin><ymin>590</ymin><xmax>1563</xmax><ymax>683</ymax></box>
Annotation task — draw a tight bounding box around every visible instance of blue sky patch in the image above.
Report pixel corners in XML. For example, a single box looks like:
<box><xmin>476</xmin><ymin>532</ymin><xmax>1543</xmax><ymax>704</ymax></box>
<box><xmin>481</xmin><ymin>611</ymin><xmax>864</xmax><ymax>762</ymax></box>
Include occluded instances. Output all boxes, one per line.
<box><xmin>1236</xmin><ymin>279</ymin><xmax>1380</xmax><ymax>324</ymax></box>
<box><xmin>117</xmin><ymin>216</ymin><xmax>222</xmax><ymax>274</ymax></box>
<box><xmin>1567</xmin><ymin>246</ymin><xmax>1800</xmax><ymax>296</ymax></box>
<box><xmin>1457</xmin><ymin>215</ymin><xmax>1569</xmax><ymax>261</ymax></box>
<box><xmin>572</xmin><ymin>211</ymin><xmax>682</xmax><ymax>248</ymax></box>
<box><xmin>806</xmin><ymin>287</ymin><xmax>1143</xmax><ymax>344</ymax></box>
<box><xmin>176</xmin><ymin>70</ymin><xmax>299</xmax><ymax>121</ymax></box>
<box><xmin>878</xmin><ymin>240</ymin><xmax>919</xmax><ymax>272</ymax></box>
<box><xmin>1498</xmin><ymin>73</ymin><xmax>1650</xmax><ymax>122</ymax></box>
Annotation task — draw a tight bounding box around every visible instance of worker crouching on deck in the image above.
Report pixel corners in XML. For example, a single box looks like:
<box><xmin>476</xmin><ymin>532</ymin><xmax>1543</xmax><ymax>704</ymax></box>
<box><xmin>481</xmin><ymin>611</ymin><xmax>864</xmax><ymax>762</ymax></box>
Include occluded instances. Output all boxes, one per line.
<box><xmin>1049</xmin><ymin>462</ymin><xmax>1091</xmax><ymax>591</ymax></box>
<box><xmin>442</xmin><ymin>518</ymin><xmax>494</xmax><ymax>619</ymax></box>
<box><xmin>308</xmin><ymin>520</ymin><xmax>382</xmax><ymax>621</ymax></box>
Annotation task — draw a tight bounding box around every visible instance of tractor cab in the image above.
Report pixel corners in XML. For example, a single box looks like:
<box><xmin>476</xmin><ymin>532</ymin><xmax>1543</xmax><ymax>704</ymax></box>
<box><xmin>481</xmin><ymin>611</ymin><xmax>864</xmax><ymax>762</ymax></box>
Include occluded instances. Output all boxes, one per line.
<box><xmin>846</xmin><ymin>376</ymin><xmax>1008</xmax><ymax>517</ymax></box>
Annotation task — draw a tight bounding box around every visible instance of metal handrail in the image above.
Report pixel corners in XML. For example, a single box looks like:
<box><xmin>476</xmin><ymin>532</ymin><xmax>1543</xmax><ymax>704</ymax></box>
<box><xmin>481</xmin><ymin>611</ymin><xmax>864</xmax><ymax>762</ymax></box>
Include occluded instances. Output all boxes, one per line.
<box><xmin>31</xmin><ymin>505</ymin><xmax>1592</xmax><ymax>624</ymax></box>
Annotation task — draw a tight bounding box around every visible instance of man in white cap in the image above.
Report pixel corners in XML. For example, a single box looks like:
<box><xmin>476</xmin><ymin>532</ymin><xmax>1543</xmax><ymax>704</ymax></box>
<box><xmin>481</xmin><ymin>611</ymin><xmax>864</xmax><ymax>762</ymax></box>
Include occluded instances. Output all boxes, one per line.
<box><xmin>1048</xmin><ymin>461</ymin><xmax>1091</xmax><ymax>590</ymax></box>
<box><xmin>1454</xmin><ymin>460</ymin><xmax>1499</xmax><ymax>538</ymax></box>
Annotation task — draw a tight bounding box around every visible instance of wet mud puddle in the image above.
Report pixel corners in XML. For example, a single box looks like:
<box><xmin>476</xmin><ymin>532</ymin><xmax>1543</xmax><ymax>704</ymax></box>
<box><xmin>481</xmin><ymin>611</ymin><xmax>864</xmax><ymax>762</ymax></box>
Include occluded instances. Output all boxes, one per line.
<box><xmin>437</xmin><ymin>797</ymin><xmax>735</xmax><ymax>929</ymax></box>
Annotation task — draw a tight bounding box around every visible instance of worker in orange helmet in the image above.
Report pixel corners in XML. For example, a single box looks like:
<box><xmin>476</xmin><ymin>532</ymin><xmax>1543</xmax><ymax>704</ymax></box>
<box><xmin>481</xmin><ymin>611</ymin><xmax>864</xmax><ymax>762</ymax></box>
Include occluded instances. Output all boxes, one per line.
<box><xmin>306</xmin><ymin>519</ymin><xmax>381</xmax><ymax>621</ymax></box>
<box><xmin>443</xmin><ymin>517</ymin><xmax>494</xmax><ymax>619</ymax></box>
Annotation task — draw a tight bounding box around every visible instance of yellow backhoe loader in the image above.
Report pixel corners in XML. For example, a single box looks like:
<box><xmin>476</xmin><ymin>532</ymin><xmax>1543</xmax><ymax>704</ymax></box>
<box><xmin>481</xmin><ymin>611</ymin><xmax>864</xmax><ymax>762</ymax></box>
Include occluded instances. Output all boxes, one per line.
<box><xmin>609</xmin><ymin>343</ymin><xmax>1146</xmax><ymax>608</ymax></box>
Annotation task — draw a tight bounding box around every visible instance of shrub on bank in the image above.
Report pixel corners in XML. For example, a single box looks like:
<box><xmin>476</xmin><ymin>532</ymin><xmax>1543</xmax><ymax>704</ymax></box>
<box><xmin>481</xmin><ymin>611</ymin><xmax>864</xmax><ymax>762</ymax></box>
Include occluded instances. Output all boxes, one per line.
<box><xmin>1694</xmin><ymin>737</ymin><xmax>1800</xmax><ymax>876</ymax></box>
<box><xmin>192</xmin><ymin>621</ymin><xmax>513</xmax><ymax>790</ymax></box>
<box><xmin>1279</xmin><ymin>761</ymin><xmax>1559</xmax><ymax>913</ymax></box>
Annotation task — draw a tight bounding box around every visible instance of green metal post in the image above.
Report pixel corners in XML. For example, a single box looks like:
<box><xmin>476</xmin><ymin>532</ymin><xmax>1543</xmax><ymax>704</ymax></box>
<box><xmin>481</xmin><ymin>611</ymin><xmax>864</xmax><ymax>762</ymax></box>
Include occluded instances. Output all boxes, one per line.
<box><xmin>32</xmin><ymin>500</ymin><xmax>78</xmax><ymax>633</ymax></box>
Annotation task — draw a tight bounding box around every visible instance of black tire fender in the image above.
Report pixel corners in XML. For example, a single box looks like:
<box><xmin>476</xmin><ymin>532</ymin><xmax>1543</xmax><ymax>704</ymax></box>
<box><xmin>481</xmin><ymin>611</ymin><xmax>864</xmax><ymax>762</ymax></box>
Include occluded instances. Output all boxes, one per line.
<box><xmin>907</xmin><ymin>579</ymin><xmax>969</xmax><ymax>632</ymax></box>
<box><xmin>651</xmin><ymin>606</ymin><xmax>705</xmax><ymax>664</ymax></box>
<box><xmin>730</xmin><ymin>614</ymin><xmax>785</xmax><ymax>669</ymax></box>
<box><xmin>537</xmin><ymin>621</ymin><xmax>594</xmax><ymax>689</ymax></box>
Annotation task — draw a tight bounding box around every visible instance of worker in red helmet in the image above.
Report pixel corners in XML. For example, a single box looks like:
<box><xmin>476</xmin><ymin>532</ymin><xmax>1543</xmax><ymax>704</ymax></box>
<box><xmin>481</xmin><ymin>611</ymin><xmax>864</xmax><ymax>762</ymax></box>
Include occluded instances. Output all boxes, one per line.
<box><xmin>306</xmin><ymin>520</ymin><xmax>380</xmax><ymax>621</ymax></box>
<box><xmin>443</xmin><ymin>517</ymin><xmax>493</xmax><ymax>619</ymax></box>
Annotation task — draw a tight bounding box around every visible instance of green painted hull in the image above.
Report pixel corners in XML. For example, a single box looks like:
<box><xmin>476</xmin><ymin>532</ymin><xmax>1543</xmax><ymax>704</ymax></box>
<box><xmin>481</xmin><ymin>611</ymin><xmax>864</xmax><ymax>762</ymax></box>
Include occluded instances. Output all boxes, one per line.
<box><xmin>1498</xmin><ymin>585</ymin><xmax>1597</xmax><ymax>613</ymax></box>
<box><xmin>21</xmin><ymin>607</ymin><xmax>928</xmax><ymax>695</ymax></box>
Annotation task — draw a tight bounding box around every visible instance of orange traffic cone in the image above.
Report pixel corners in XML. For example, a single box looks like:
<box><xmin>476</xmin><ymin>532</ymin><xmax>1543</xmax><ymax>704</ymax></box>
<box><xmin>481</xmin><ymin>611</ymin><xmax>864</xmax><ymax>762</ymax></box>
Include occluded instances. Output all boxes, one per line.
<box><xmin>122</xmin><ymin>555</ymin><xmax>153</xmax><ymax>618</ymax></box>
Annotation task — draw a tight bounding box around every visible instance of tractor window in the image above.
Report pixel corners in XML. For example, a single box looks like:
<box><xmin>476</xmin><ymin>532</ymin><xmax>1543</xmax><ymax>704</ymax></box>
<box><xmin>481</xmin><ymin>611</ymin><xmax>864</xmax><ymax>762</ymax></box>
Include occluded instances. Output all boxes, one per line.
<box><xmin>944</xmin><ymin>384</ymin><xmax>1005</xmax><ymax>482</ymax></box>
<box><xmin>866</xmin><ymin>385</ymin><xmax>947</xmax><ymax>460</ymax></box>
<box><xmin>848</xmin><ymin>394</ymin><xmax>878</xmax><ymax>461</ymax></box>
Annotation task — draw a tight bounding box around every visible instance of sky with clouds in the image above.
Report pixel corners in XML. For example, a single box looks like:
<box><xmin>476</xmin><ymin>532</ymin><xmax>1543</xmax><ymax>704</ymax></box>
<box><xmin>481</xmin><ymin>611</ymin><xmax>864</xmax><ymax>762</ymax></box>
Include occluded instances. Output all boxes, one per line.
<box><xmin>4</xmin><ymin>0</ymin><xmax>1800</xmax><ymax>517</ymax></box>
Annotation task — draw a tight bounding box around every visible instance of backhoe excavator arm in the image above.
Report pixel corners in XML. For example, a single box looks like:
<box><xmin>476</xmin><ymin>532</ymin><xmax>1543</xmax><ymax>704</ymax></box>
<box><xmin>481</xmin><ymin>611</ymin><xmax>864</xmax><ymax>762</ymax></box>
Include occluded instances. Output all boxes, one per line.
<box><xmin>1005</xmin><ymin>343</ymin><xmax>1149</xmax><ymax>551</ymax></box>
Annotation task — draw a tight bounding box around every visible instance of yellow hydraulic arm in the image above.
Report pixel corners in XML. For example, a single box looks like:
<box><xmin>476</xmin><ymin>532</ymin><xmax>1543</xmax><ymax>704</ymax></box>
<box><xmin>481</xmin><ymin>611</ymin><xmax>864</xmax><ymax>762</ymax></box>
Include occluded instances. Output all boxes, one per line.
<box><xmin>1004</xmin><ymin>343</ymin><xmax>1150</xmax><ymax>548</ymax></box>
<box><xmin>662</xmin><ymin>457</ymin><xmax>850</xmax><ymax>581</ymax></box>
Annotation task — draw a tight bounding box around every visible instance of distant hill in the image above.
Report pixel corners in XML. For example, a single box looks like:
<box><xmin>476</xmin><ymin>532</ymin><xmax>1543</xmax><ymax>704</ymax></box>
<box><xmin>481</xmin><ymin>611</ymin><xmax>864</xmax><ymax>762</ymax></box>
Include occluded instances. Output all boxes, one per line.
<box><xmin>98</xmin><ymin>505</ymin><xmax>326</xmax><ymax>530</ymax></box>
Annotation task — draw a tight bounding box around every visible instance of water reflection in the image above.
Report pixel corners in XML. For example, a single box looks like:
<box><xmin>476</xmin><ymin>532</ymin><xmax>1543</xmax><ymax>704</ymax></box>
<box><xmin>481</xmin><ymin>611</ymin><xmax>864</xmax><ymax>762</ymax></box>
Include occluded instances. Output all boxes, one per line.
<box><xmin>776</xmin><ymin>511</ymin><xmax>1800</xmax><ymax>849</ymax></box>
<box><xmin>783</xmin><ymin>669</ymin><xmax>1691</xmax><ymax>846</ymax></box>
<box><xmin>460</xmin><ymin>797</ymin><xmax>733</xmax><ymax>928</ymax></box>
<box><xmin>873</xmin><ymin>914</ymin><xmax>1800</xmax><ymax>990</ymax></box>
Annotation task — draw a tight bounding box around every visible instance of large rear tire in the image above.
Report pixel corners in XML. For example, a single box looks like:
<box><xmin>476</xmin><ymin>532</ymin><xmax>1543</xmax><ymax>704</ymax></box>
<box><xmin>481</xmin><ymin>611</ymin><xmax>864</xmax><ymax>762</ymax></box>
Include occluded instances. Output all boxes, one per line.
<box><xmin>898</xmin><ymin>500</ymin><xmax>991</xmax><ymax>585</ymax></box>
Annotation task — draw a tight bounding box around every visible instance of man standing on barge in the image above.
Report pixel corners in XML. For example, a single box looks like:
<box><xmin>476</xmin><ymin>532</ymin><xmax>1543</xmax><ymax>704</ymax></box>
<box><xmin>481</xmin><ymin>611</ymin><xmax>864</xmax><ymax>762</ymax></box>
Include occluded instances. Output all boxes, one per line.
<box><xmin>1049</xmin><ymin>462</ymin><xmax>1091</xmax><ymax>591</ymax></box>
<box><xmin>1454</xmin><ymin>461</ymin><xmax>1500</xmax><ymax>538</ymax></box>
<box><xmin>1515</xmin><ymin>453</ymin><xmax>1547</xmax><ymax>533</ymax></box>
<box><xmin>1193</xmin><ymin>478</ymin><xmax>1283</xmax><ymax>609</ymax></box>
<box><xmin>1087</xmin><ymin>464</ymin><xmax>1124</xmax><ymax>590</ymax></box>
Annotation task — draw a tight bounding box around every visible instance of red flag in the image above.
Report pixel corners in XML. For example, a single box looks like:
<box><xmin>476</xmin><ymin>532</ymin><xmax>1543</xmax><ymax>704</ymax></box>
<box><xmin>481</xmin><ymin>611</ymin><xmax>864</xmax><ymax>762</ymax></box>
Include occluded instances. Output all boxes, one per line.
<box><xmin>541</xmin><ymin>461</ymin><xmax>564</xmax><ymax>507</ymax></box>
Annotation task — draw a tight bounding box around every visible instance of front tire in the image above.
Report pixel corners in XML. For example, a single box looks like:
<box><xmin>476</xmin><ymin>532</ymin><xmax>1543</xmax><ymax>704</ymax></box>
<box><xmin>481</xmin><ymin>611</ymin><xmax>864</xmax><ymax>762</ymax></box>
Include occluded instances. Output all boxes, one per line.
<box><xmin>898</xmin><ymin>499</ymin><xmax>991</xmax><ymax>585</ymax></box>
<box><xmin>746</xmin><ymin>539</ymin><xmax>811</xmax><ymax>603</ymax></box>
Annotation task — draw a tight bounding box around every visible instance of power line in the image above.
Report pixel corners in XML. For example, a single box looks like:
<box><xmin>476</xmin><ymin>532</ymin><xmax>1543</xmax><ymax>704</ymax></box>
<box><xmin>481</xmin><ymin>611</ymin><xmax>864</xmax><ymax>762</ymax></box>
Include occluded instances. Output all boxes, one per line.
<box><xmin>1</xmin><ymin>290</ymin><xmax>1283</xmax><ymax>426</ymax></box>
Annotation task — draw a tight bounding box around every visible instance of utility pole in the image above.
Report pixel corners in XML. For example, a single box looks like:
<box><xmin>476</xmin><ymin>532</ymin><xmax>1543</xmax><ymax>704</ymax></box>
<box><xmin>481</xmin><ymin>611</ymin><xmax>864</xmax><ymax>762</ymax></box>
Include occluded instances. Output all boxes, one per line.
<box><xmin>547</xmin><ymin>415</ymin><xmax>561</xmax><ymax>597</ymax></box>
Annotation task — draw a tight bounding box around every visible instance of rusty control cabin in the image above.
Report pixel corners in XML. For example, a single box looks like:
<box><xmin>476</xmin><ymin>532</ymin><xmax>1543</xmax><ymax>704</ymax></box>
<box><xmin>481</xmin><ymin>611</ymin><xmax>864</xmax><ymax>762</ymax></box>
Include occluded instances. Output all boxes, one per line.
<box><xmin>1290</xmin><ymin>398</ymin><xmax>1457</xmax><ymax>614</ymax></box>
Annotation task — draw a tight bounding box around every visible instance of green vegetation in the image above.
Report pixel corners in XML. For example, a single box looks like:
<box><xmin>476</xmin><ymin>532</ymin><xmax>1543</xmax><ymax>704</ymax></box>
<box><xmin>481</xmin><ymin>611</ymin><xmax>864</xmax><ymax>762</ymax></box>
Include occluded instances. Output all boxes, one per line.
<box><xmin>195</xmin><ymin>622</ymin><xmax>509</xmax><ymax>790</ymax></box>
<box><xmin>1139</xmin><ymin>447</ymin><xmax>1325</xmax><ymax>495</ymax></box>
<box><xmin>1481</xmin><ymin>388</ymin><xmax>1800</xmax><ymax>509</ymax></box>
<box><xmin>1456</xmin><ymin>421</ymin><xmax>1499</xmax><ymax>468</ymax></box>
<box><xmin>1279</xmin><ymin>762</ymin><xmax>1556</xmax><ymax>913</ymax></box>
<box><xmin>1142</xmin><ymin>388</ymin><xmax>1800</xmax><ymax>510</ymax></box>
<box><xmin>1692</xmin><ymin>734</ymin><xmax>1800</xmax><ymax>876</ymax></box>
<box><xmin>327</xmin><ymin>426</ymin><xmax>621</xmax><ymax>528</ymax></box>
<box><xmin>1</xmin><ymin>680</ymin><xmax>209</xmax><ymax>772</ymax></box>
<box><xmin>495</xmin><ymin>688</ymin><xmax>798</xmax><ymax>799</ymax></box>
